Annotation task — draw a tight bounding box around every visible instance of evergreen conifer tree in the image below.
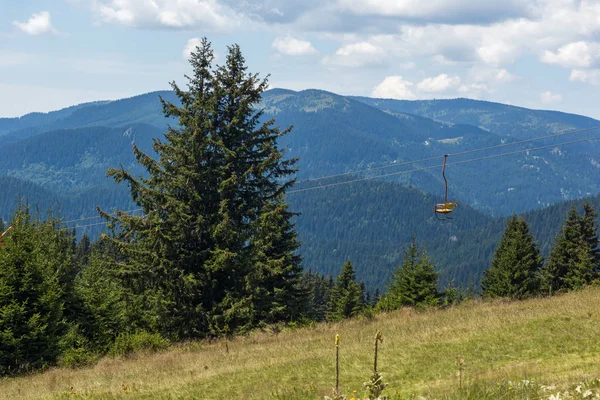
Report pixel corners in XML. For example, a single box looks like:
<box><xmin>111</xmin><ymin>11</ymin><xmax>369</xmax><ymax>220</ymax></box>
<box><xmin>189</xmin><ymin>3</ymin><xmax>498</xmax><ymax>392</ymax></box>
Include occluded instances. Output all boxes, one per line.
<box><xmin>376</xmin><ymin>237</ymin><xmax>440</xmax><ymax>310</ymax></box>
<box><xmin>247</xmin><ymin>197</ymin><xmax>305</xmax><ymax>325</ymax></box>
<box><xmin>100</xmin><ymin>38</ymin><xmax>300</xmax><ymax>339</ymax></box>
<box><xmin>544</xmin><ymin>205</ymin><xmax>599</xmax><ymax>292</ymax></box>
<box><xmin>580</xmin><ymin>203</ymin><xmax>600</xmax><ymax>270</ymax></box>
<box><xmin>481</xmin><ymin>215</ymin><xmax>543</xmax><ymax>299</ymax></box>
<box><xmin>74</xmin><ymin>234</ymin><xmax>91</xmax><ymax>267</ymax></box>
<box><xmin>74</xmin><ymin>247</ymin><xmax>129</xmax><ymax>352</ymax></box>
<box><xmin>0</xmin><ymin>206</ymin><xmax>70</xmax><ymax>374</ymax></box>
<box><xmin>326</xmin><ymin>260</ymin><xmax>364</xmax><ymax>321</ymax></box>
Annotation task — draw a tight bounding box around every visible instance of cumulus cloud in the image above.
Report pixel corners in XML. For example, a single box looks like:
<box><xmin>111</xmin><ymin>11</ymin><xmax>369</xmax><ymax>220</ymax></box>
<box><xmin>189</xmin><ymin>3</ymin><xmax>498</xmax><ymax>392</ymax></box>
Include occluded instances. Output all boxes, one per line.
<box><xmin>272</xmin><ymin>36</ymin><xmax>317</xmax><ymax>56</ymax></box>
<box><xmin>13</xmin><ymin>11</ymin><xmax>57</xmax><ymax>35</ymax></box>
<box><xmin>540</xmin><ymin>90</ymin><xmax>562</xmax><ymax>104</ymax></box>
<box><xmin>417</xmin><ymin>73</ymin><xmax>461</xmax><ymax>93</ymax></box>
<box><xmin>570</xmin><ymin>69</ymin><xmax>600</xmax><ymax>85</ymax></box>
<box><xmin>336</xmin><ymin>0</ymin><xmax>529</xmax><ymax>24</ymax></box>
<box><xmin>541</xmin><ymin>41</ymin><xmax>599</xmax><ymax>68</ymax></box>
<box><xmin>312</xmin><ymin>0</ymin><xmax>600</xmax><ymax>74</ymax></box>
<box><xmin>183</xmin><ymin>38</ymin><xmax>202</xmax><ymax>60</ymax></box>
<box><xmin>93</xmin><ymin>0</ymin><xmax>241</xmax><ymax>31</ymax></box>
<box><xmin>371</xmin><ymin>76</ymin><xmax>417</xmax><ymax>99</ymax></box>
<box><xmin>469</xmin><ymin>66</ymin><xmax>517</xmax><ymax>84</ymax></box>
<box><xmin>477</xmin><ymin>42</ymin><xmax>520</xmax><ymax>66</ymax></box>
<box><xmin>458</xmin><ymin>83</ymin><xmax>491</xmax><ymax>98</ymax></box>
<box><xmin>322</xmin><ymin>41</ymin><xmax>387</xmax><ymax>67</ymax></box>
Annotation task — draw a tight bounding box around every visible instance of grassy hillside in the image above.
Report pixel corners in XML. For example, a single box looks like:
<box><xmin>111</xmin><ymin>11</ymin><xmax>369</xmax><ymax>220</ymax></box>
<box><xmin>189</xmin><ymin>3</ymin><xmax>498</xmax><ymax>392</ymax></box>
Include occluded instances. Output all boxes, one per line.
<box><xmin>2</xmin><ymin>287</ymin><xmax>600</xmax><ymax>399</ymax></box>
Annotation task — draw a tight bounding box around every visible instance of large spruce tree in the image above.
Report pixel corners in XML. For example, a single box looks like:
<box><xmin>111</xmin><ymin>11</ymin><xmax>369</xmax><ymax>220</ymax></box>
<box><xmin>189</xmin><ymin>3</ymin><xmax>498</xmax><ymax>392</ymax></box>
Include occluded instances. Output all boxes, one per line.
<box><xmin>481</xmin><ymin>215</ymin><xmax>542</xmax><ymax>299</ymax></box>
<box><xmin>100</xmin><ymin>38</ymin><xmax>301</xmax><ymax>339</ymax></box>
<box><xmin>543</xmin><ymin>204</ymin><xmax>599</xmax><ymax>292</ymax></box>
<box><xmin>376</xmin><ymin>237</ymin><xmax>440</xmax><ymax>310</ymax></box>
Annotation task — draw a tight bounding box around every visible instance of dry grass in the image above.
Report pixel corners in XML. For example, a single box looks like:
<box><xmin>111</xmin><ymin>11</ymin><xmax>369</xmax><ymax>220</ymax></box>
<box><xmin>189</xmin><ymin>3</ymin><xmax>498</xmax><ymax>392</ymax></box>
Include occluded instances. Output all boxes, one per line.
<box><xmin>2</xmin><ymin>287</ymin><xmax>600</xmax><ymax>399</ymax></box>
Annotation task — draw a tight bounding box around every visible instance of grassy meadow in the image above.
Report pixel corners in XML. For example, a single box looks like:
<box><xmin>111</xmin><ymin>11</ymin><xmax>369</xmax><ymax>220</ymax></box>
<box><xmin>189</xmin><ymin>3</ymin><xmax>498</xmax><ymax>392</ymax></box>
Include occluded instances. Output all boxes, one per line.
<box><xmin>2</xmin><ymin>287</ymin><xmax>600</xmax><ymax>399</ymax></box>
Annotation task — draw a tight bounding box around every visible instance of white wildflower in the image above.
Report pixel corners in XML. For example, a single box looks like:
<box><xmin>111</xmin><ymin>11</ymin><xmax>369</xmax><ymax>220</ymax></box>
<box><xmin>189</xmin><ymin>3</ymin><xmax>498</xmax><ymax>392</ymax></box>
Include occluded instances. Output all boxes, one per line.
<box><xmin>542</xmin><ymin>385</ymin><xmax>558</xmax><ymax>391</ymax></box>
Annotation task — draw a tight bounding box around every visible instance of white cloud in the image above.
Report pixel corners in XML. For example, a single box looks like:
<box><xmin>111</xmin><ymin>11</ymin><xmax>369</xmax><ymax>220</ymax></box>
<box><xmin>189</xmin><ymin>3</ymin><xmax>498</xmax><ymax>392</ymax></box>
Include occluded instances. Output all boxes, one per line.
<box><xmin>13</xmin><ymin>11</ymin><xmax>57</xmax><ymax>35</ymax></box>
<box><xmin>371</xmin><ymin>76</ymin><xmax>417</xmax><ymax>99</ymax></box>
<box><xmin>458</xmin><ymin>83</ymin><xmax>491</xmax><ymax>98</ymax></box>
<box><xmin>183</xmin><ymin>38</ymin><xmax>202</xmax><ymax>60</ymax></box>
<box><xmin>469</xmin><ymin>66</ymin><xmax>517</xmax><ymax>83</ymax></box>
<box><xmin>570</xmin><ymin>69</ymin><xmax>600</xmax><ymax>85</ymax></box>
<box><xmin>417</xmin><ymin>73</ymin><xmax>460</xmax><ymax>93</ymax></box>
<box><xmin>313</xmin><ymin>1</ymin><xmax>600</xmax><ymax>73</ymax></box>
<box><xmin>541</xmin><ymin>41</ymin><xmax>599</xmax><ymax>68</ymax></box>
<box><xmin>272</xmin><ymin>36</ymin><xmax>317</xmax><ymax>56</ymax></box>
<box><xmin>323</xmin><ymin>41</ymin><xmax>387</xmax><ymax>67</ymax></box>
<box><xmin>477</xmin><ymin>42</ymin><xmax>519</xmax><ymax>66</ymax></box>
<box><xmin>336</xmin><ymin>0</ymin><xmax>529</xmax><ymax>23</ymax></box>
<box><xmin>94</xmin><ymin>0</ymin><xmax>241</xmax><ymax>31</ymax></box>
<box><xmin>540</xmin><ymin>90</ymin><xmax>562</xmax><ymax>104</ymax></box>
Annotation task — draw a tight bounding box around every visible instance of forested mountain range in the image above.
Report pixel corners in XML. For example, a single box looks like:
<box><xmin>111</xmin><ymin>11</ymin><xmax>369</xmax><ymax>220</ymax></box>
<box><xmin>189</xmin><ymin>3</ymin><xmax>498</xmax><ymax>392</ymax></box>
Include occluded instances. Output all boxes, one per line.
<box><xmin>1</xmin><ymin>88</ymin><xmax>600</xmax><ymax>288</ymax></box>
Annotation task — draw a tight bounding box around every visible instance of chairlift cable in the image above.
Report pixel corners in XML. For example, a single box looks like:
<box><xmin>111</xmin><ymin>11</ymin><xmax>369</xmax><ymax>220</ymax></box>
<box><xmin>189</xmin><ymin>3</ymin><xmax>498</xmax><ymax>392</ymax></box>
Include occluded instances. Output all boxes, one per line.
<box><xmin>296</xmin><ymin>125</ymin><xmax>600</xmax><ymax>185</ymax></box>
<box><xmin>287</xmin><ymin>134</ymin><xmax>600</xmax><ymax>195</ymax></box>
<box><xmin>52</xmin><ymin>129</ymin><xmax>600</xmax><ymax>229</ymax></box>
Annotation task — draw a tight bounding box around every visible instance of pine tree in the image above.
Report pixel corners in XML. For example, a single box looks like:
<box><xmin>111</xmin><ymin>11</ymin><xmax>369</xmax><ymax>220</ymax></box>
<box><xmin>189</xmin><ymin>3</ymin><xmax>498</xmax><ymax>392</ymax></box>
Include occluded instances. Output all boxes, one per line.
<box><xmin>0</xmin><ymin>206</ymin><xmax>69</xmax><ymax>374</ymax></box>
<box><xmin>74</xmin><ymin>247</ymin><xmax>129</xmax><ymax>352</ymax></box>
<box><xmin>100</xmin><ymin>38</ymin><xmax>299</xmax><ymax>339</ymax></box>
<box><xmin>544</xmin><ymin>205</ymin><xmax>599</xmax><ymax>292</ymax></box>
<box><xmin>246</xmin><ymin>197</ymin><xmax>305</xmax><ymax>325</ymax></box>
<box><xmin>74</xmin><ymin>234</ymin><xmax>91</xmax><ymax>267</ymax></box>
<box><xmin>326</xmin><ymin>260</ymin><xmax>364</xmax><ymax>321</ymax></box>
<box><xmin>481</xmin><ymin>215</ymin><xmax>542</xmax><ymax>299</ymax></box>
<box><xmin>377</xmin><ymin>237</ymin><xmax>440</xmax><ymax>310</ymax></box>
<box><xmin>580</xmin><ymin>203</ymin><xmax>600</xmax><ymax>270</ymax></box>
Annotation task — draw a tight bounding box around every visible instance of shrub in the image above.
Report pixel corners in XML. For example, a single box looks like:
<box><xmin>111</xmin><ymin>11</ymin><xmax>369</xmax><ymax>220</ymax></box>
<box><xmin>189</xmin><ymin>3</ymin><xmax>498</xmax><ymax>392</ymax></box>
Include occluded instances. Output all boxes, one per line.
<box><xmin>109</xmin><ymin>331</ymin><xmax>170</xmax><ymax>357</ymax></box>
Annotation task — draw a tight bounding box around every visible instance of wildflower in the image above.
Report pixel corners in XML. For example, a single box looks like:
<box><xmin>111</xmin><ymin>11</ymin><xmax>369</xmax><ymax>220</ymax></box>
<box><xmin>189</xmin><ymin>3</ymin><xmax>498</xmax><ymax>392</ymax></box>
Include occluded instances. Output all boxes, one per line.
<box><xmin>583</xmin><ymin>389</ymin><xmax>593</xmax><ymax>398</ymax></box>
<box><xmin>576</xmin><ymin>386</ymin><xmax>583</xmax><ymax>393</ymax></box>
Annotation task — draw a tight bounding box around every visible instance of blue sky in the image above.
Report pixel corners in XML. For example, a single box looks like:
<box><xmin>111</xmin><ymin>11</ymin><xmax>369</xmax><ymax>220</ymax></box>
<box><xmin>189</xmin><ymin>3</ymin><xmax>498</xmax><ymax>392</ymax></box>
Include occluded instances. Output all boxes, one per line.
<box><xmin>2</xmin><ymin>0</ymin><xmax>600</xmax><ymax>119</ymax></box>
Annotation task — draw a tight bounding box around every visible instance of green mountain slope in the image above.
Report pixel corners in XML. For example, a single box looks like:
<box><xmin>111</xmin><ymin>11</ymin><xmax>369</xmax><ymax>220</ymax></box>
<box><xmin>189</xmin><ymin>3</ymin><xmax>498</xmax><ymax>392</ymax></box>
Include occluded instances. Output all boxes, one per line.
<box><xmin>0</xmin><ymin>176</ymin><xmax>135</xmax><ymax>228</ymax></box>
<box><xmin>4</xmin><ymin>89</ymin><xmax>599</xmax><ymax>214</ymax></box>
<box><xmin>0</xmin><ymin>101</ymin><xmax>107</xmax><ymax>136</ymax></box>
<box><xmin>290</xmin><ymin>179</ymin><xmax>502</xmax><ymax>288</ymax></box>
<box><xmin>0</xmin><ymin>92</ymin><xmax>177</xmax><ymax>146</ymax></box>
<box><xmin>351</xmin><ymin>96</ymin><xmax>600</xmax><ymax>138</ymax></box>
<box><xmin>0</xmin><ymin>124</ymin><xmax>159</xmax><ymax>191</ymax></box>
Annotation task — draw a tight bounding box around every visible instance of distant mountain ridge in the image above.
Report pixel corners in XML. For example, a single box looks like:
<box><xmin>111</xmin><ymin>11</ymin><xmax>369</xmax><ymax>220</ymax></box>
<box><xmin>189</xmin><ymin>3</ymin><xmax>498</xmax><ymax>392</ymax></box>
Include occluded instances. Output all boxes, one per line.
<box><xmin>2</xmin><ymin>89</ymin><xmax>600</xmax><ymax>215</ymax></box>
<box><xmin>2</xmin><ymin>88</ymin><xmax>600</xmax><ymax>287</ymax></box>
<box><xmin>351</xmin><ymin>96</ymin><xmax>600</xmax><ymax>137</ymax></box>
